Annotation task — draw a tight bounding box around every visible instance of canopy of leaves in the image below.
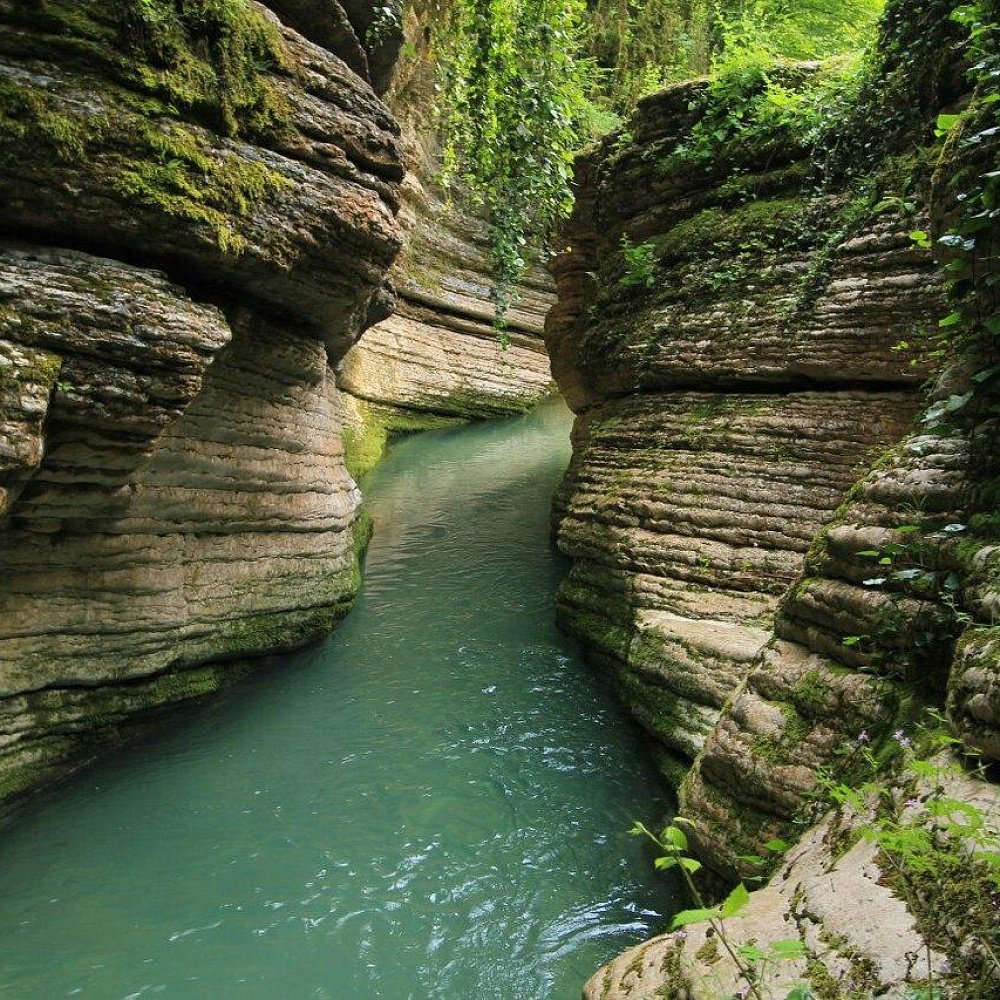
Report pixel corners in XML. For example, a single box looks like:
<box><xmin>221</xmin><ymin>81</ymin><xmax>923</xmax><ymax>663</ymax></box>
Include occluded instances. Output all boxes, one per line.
<box><xmin>434</xmin><ymin>0</ymin><xmax>890</xmax><ymax>319</ymax></box>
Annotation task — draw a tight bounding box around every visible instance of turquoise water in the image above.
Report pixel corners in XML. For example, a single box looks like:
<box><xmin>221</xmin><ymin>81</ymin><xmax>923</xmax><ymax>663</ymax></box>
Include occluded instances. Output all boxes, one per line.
<box><xmin>0</xmin><ymin>398</ymin><xmax>673</xmax><ymax>999</ymax></box>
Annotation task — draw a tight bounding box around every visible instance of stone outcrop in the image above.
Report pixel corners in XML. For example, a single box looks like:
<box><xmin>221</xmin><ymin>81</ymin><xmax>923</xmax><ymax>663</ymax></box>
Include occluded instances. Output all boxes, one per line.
<box><xmin>0</xmin><ymin>0</ymin><xmax>404</xmax><ymax>802</ymax></box>
<box><xmin>547</xmin><ymin>7</ymin><xmax>1000</xmax><ymax>996</ymax></box>
<box><xmin>547</xmin><ymin>80</ymin><xmax>941</xmax><ymax>788</ymax></box>
<box><xmin>585</xmin><ymin>763</ymin><xmax>1000</xmax><ymax>1000</ymax></box>
<box><xmin>337</xmin><ymin>174</ymin><xmax>555</xmax><ymax>422</ymax></box>
<box><xmin>336</xmin><ymin>0</ymin><xmax>555</xmax><ymax>439</ymax></box>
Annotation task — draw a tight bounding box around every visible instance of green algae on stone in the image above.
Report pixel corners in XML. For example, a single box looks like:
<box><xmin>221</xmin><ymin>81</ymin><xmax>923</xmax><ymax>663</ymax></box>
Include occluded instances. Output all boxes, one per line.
<box><xmin>0</xmin><ymin>0</ymin><xmax>290</xmax><ymax>141</ymax></box>
<box><xmin>0</xmin><ymin>70</ymin><xmax>292</xmax><ymax>254</ymax></box>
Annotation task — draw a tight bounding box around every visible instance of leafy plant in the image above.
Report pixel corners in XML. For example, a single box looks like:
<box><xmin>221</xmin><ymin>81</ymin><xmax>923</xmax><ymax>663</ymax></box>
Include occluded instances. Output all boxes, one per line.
<box><xmin>631</xmin><ymin>819</ymin><xmax>807</xmax><ymax>1000</ymax></box>
<box><xmin>839</xmin><ymin>520</ymin><xmax>971</xmax><ymax>685</ymax></box>
<box><xmin>434</xmin><ymin>0</ymin><xmax>591</xmax><ymax>323</ymax></box>
<box><xmin>618</xmin><ymin>234</ymin><xmax>658</xmax><ymax>288</ymax></box>
<box><xmin>820</xmin><ymin>718</ymin><xmax>1000</xmax><ymax>997</ymax></box>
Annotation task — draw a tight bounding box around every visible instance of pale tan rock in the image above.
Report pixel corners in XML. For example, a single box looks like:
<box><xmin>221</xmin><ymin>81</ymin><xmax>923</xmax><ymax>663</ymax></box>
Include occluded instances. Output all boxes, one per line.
<box><xmin>0</xmin><ymin>4</ymin><xmax>407</xmax><ymax>802</ymax></box>
<box><xmin>340</xmin><ymin>127</ymin><xmax>555</xmax><ymax>419</ymax></box>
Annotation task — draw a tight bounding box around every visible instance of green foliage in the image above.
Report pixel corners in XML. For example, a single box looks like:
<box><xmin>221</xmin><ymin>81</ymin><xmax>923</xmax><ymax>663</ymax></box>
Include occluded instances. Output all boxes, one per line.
<box><xmin>839</xmin><ymin>520</ymin><xmax>971</xmax><ymax>686</ymax></box>
<box><xmin>820</xmin><ymin>718</ymin><xmax>1000</xmax><ymax>997</ymax></box>
<box><xmin>671</xmin><ymin>53</ymin><xmax>865</xmax><ymax>169</ymax></box>
<box><xmin>617</xmin><ymin>234</ymin><xmax>658</xmax><ymax>288</ymax></box>
<box><xmin>582</xmin><ymin>0</ymin><xmax>883</xmax><ymax>116</ymax></box>
<box><xmin>631</xmin><ymin>819</ymin><xmax>806</xmax><ymax>1000</ymax></box>
<box><xmin>922</xmin><ymin>3</ymin><xmax>1000</xmax><ymax>423</ymax></box>
<box><xmin>714</xmin><ymin>0</ymin><xmax>884</xmax><ymax>64</ymax></box>
<box><xmin>819</xmin><ymin>0</ymin><xmax>965</xmax><ymax>177</ymax></box>
<box><xmin>583</xmin><ymin>0</ymin><xmax>715</xmax><ymax>112</ymax></box>
<box><xmin>435</xmin><ymin>0</ymin><xmax>591</xmax><ymax>322</ymax></box>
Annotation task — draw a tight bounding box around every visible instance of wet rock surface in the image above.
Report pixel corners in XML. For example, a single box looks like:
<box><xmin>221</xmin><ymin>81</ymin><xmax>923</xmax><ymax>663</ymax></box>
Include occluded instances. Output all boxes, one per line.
<box><xmin>0</xmin><ymin>1</ymin><xmax>404</xmax><ymax>803</ymax></box>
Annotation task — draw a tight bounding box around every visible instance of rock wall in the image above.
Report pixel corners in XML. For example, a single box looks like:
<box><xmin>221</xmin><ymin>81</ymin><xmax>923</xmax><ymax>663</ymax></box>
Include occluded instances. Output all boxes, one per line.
<box><xmin>0</xmin><ymin>0</ymin><xmax>403</xmax><ymax>802</ymax></box>
<box><xmin>547</xmin><ymin>8</ymin><xmax>1000</xmax><ymax>996</ymax></box>
<box><xmin>336</xmin><ymin>0</ymin><xmax>555</xmax><ymax>444</ymax></box>
<box><xmin>547</xmin><ymin>81</ymin><xmax>941</xmax><ymax>788</ymax></box>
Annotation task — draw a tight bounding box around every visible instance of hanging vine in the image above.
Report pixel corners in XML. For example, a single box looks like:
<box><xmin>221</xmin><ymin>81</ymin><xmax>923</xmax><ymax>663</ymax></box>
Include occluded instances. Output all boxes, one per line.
<box><xmin>434</xmin><ymin>0</ymin><xmax>590</xmax><ymax>332</ymax></box>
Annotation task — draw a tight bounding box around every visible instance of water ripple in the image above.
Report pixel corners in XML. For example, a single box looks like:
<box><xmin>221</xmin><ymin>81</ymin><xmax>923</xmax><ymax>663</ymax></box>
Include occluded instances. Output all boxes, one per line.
<box><xmin>0</xmin><ymin>399</ymin><xmax>677</xmax><ymax>1000</ymax></box>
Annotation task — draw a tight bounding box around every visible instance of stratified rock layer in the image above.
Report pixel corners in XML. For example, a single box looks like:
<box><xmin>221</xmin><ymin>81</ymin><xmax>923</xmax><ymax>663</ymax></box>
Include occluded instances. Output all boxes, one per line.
<box><xmin>338</xmin><ymin>0</ymin><xmax>554</xmax><ymax>425</ymax></box>
<box><xmin>547</xmin><ymin>79</ymin><xmax>939</xmax><ymax>787</ymax></box>
<box><xmin>551</xmin><ymin>9</ymin><xmax>1000</xmax><ymax>996</ymax></box>
<box><xmin>0</xmin><ymin>1</ymin><xmax>404</xmax><ymax>802</ymax></box>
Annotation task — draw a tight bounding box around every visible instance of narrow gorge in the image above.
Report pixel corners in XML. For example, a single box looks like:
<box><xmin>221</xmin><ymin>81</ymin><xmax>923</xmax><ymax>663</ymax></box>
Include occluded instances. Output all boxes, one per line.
<box><xmin>1</xmin><ymin>0</ymin><xmax>999</xmax><ymax>998</ymax></box>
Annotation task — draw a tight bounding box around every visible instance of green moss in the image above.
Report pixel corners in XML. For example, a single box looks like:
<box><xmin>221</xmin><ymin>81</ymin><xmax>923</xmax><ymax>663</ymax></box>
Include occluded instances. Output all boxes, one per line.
<box><xmin>805</xmin><ymin>958</ymin><xmax>843</xmax><ymax>1000</ymax></box>
<box><xmin>657</xmin><ymin>197</ymin><xmax>811</xmax><ymax>262</ymax></box>
<box><xmin>0</xmin><ymin>762</ymin><xmax>43</xmax><ymax>803</ymax></box>
<box><xmin>749</xmin><ymin>701</ymin><xmax>811</xmax><ymax>766</ymax></box>
<box><xmin>614</xmin><ymin>668</ymin><xmax>696</xmax><ymax>749</ymax></box>
<box><xmin>0</xmin><ymin>77</ymin><xmax>90</xmax><ymax>160</ymax></box>
<box><xmin>216</xmin><ymin>603</ymin><xmax>352</xmax><ymax>658</ymax></box>
<box><xmin>693</xmin><ymin>935</ymin><xmax>720</xmax><ymax>965</ymax></box>
<box><xmin>0</xmin><ymin>72</ymin><xmax>291</xmax><ymax>253</ymax></box>
<box><xmin>648</xmin><ymin>742</ymin><xmax>692</xmax><ymax>790</ymax></box>
<box><xmin>341</xmin><ymin>399</ymin><xmax>470</xmax><ymax>482</ymax></box>
<box><xmin>791</xmin><ymin>668</ymin><xmax>832</xmax><ymax>718</ymax></box>
<box><xmin>897</xmin><ymin>853</ymin><xmax>1000</xmax><ymax>999</ymax></box>
<box><xmin>562</xmin><ymin>607</ymin><xmax>633</xmax><ymax>661</ymax></box>
<box><xmin>343</xmin><ymin>413</ymin><xmax>390</xmax><ymax>483</ymax></box>
<box><xmin>0</xmin><ymin>348</ymin><xmax>62</xmax><ymax>397</ymax></box>
<box><xmin>1</xmin><ymin>0</ymin><xmax>290</xmax><ymax>141</ymax></box>
<box><xmin>109</xmin><ymin>117</ymin><xmax>292</xmax><ymax>253</ymax></box>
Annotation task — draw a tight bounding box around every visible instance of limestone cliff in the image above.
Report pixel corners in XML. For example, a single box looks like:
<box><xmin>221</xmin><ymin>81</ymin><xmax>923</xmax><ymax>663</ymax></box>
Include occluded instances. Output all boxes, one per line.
<box><xmin>547</xmin><ymin>80</ymin><xmax>939</xmax><ymax>788</ymax></box>
<box><xmin>336</xmin><ymin>0</ymin><xmax>554</xmax><ymax>458</ymax></box>
<box><xmin>548</xmin><ymin>4</ymin><xmax>1000</xmax><ymax>996</ymax></box>
<box><xmin>0</xmin><ymin>0</ymin><xmax>403</xmax><ymax>802</ymax></box>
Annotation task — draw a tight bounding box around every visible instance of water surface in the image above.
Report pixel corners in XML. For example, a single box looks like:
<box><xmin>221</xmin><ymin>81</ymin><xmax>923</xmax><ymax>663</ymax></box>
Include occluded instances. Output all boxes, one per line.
<box><xmin>0</xmin><ymin>397</ymin><xmax>674</xmax><ymax>999</ymax></box>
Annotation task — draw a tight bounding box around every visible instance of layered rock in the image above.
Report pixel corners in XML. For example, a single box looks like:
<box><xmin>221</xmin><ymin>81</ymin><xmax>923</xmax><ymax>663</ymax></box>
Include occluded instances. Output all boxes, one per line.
<box><xmin>336</xmin><ymin>0</ymin><xmax>555</xmax><ymax>438</ymax></box>
<box><xmin>547</xmin><ymin>81</ymin><xmax>940</xmax><ymax>787</ymax></box>
<box><xmin>550</xmin><ymin>6</ymin><xmax>1000</xmax><ymax>996</ymax></box>
<box><xmin>0</xmin><ymin>0</ymin><xmax>404</xmax><ymax>802</ymax></box>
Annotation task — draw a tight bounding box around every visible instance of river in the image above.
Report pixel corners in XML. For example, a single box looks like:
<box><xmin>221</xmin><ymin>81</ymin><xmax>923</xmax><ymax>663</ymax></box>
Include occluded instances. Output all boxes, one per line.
<box><xmin>0</xmin><ymin>397</ymin><xmax>674</xmax><ymax>999</ymax></box>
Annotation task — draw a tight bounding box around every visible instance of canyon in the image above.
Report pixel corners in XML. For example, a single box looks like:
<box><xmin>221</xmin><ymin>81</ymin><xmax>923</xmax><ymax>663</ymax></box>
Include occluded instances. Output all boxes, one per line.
<box><xmin>1</xmin><ymin>1</ymin><xmax>998</xmax><ymax>998</ymax></box>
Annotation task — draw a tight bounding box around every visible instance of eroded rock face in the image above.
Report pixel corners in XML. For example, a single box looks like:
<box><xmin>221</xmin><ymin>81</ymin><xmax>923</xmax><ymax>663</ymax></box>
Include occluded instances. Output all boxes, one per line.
<box><xmin>337</xmin><ymin>0</ymin><xmax>555</xmax><ymax>428</ymax></box>
<box><xmin>552</xmin><ymin>10</ymin><xmax>1000</xmax><ymax>997</ymax></box>
<box><xmin>338</xmin><ymin>174</ymin><xmax>555</xmax><ymax>419</ymax></box>
<box><xmin>546</xmin><ymin>79</ymin><xmax>938</xmax><ymax>788</ymax></box>
<box><xmin>0</xmin><ymin>1</ymin><xmax>404</xmax><ymax>802</ymax></box>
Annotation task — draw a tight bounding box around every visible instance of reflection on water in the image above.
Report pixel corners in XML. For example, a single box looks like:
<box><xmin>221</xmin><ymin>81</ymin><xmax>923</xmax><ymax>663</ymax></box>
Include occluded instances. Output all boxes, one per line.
<box><xmin>0</xmin><ymin>397</ymin><xmax>674</xmax><ymax>999</ymax></box>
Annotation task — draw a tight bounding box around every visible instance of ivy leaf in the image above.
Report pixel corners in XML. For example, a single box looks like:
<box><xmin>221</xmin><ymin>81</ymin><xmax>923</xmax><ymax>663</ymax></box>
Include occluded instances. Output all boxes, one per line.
<box><xmin>935</xmin><ymin>112</ymin><xmax>962</xmax><ymax>135</ymax></box>
<box><xmin>670</xmin><ymin>907</ymin><xmax>720</xmax><ymax>929</ymax></box>
<box><xmin>720</xmin><ymin>882</ymin><xmax>750</xmax><ymax>918</ymax></box>
<box><xmin>765</xmin><ymin>838</ymin><xmax>790</xmax><ymax>852</ymax></box>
